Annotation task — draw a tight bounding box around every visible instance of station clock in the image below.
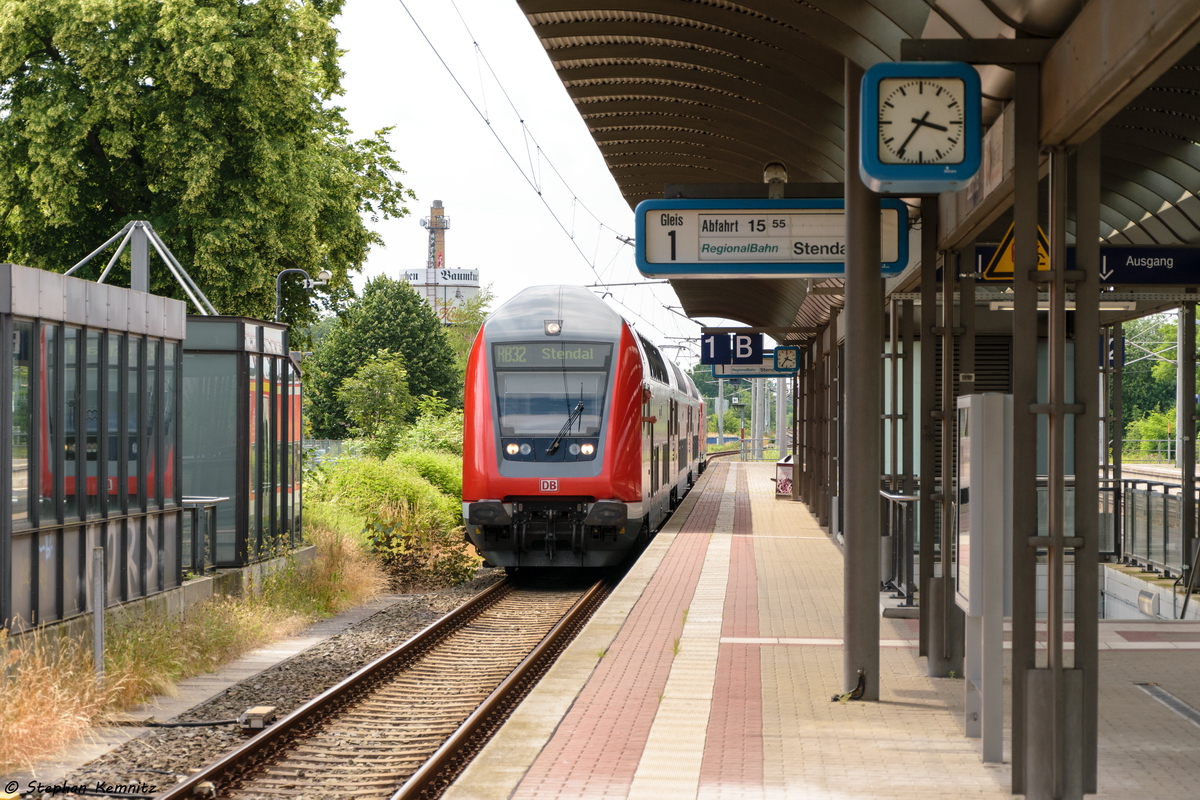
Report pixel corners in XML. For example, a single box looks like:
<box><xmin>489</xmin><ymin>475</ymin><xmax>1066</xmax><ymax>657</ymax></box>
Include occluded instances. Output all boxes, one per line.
<box><xmin>859</xmin><ymin>61</ymin><xmax>982</xmax><ymax>194</ymax></box>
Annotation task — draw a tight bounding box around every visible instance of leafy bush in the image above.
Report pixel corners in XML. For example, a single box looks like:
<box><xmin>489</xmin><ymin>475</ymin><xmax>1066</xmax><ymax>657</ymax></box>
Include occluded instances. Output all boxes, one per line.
<box><xmin>1125</xmin><ymin>409</ymin><xmax>1177</xmax><ymax>459</ymax></box>
<box><xmin>313</xmin><ymin>455</ymin><xmax>458</xmax><ymax>530</ymax></box>
<box><xmin>395</xmin><ymin>393</ymin><xmax>463</xmax><ymax>455</ymax></box>
<box><xmin>363</xmin><ymin>500</ymin><xmax>479</xmax><ymax>590</ymax></box>
<box><xmin>388</xmin><ymin>450</ymin><xmax>462</xmax><ymax>499</ymax></box>
<box><xmin>335</xmin><ymin>349</ymin><xmax>414</xmax><ymax>458</ymax></box>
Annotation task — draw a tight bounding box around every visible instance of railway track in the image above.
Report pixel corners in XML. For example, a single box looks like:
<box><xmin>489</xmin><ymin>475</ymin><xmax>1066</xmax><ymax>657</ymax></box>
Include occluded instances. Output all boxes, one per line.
<box><xmin>159</xmin><ymin>574</ymin><xmax>611</xmax><ymax>800</ymax></box>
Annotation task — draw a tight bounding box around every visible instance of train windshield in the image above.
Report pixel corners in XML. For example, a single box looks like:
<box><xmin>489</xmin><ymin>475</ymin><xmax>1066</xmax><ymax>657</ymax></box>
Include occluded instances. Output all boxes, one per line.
<box><xmin>493</xmin><ymin>342</ymin><xmax>612</xmax><ymax>437</ymax></box>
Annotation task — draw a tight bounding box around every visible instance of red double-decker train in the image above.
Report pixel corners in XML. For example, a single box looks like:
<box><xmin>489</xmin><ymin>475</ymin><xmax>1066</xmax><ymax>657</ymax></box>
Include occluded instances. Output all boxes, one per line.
<box><xmin>462</xmin><ymin>285</ymin><xmax>705</xmax><ymax>568</ymax></box>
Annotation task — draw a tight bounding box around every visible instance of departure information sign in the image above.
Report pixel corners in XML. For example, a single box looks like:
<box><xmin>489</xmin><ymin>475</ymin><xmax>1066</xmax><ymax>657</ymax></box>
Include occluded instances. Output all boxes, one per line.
<box><xmin>635</xmin><ymin>198</ymin><xmax>909</xmax><ymax>278</ymax></box>
<box><xmin>493</xmin><ymin>342</ymin><xmax>612</xmax><ymax>369</ymax></box>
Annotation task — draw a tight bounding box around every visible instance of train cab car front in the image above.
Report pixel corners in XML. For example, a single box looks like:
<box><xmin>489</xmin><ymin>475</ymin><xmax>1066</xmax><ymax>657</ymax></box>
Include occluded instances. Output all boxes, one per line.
<box><xmin>465</xmin><ymin>498</ymin><xmax>640</xmax><ymax>568</ymax></box>
<box><xmin>463</xmin><ymin>286</ymin><xmax>652</xmax><ymax>568</ymax></box>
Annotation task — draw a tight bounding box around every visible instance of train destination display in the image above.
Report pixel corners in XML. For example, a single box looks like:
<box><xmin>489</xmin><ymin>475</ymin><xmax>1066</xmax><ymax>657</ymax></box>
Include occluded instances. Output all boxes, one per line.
<box><xmin>493</xmin><ymin>342</ymin><xmax>612</xmax><ymax>368</ymax></box>
<box><xmin>635</xmin><ymin>198</ymin><xmax>909</xmax><ymax>278</ymax></box>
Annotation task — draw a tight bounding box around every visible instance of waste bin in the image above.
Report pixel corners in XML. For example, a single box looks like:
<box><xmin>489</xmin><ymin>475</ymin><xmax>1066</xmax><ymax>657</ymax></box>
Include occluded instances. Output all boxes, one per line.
<box><xmin>774</xmin><ymin>454</ymin><xmax>793</xmax><ymax>499</ymax></box>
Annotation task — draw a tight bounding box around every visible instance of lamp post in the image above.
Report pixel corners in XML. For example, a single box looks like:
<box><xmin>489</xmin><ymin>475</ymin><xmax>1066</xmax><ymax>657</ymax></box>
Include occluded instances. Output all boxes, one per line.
<box><xmin>275</xmin><ymin>268</ymin><xmax>332</xmax><ymax>323</ymax></box>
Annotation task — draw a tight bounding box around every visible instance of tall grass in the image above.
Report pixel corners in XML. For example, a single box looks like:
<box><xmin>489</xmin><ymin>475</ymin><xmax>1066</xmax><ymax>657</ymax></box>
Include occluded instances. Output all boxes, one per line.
<box><xmin>0</xmin><ymin>522</ymin><xmax>385</xmax><ymax>773</ymax></box>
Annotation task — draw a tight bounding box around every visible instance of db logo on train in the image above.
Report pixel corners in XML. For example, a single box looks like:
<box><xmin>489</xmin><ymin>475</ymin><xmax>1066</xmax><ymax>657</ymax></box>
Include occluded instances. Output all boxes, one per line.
<box><xmin>540</xmin><ymin>480</ymin><xmax>559</xmax><ymax>492</ymax></box>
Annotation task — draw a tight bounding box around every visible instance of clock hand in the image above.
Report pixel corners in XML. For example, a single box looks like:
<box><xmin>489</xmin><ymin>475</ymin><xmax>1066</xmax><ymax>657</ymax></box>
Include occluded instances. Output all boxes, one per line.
<box><xmin>911</xmin><ymin>117</ymin><xmax>949</xmax><ymax>132</ymax></box>
<box><xmin>895</xmin><ymin>111</ymin><xmax>929</xmax><ymax>159</ymax></box>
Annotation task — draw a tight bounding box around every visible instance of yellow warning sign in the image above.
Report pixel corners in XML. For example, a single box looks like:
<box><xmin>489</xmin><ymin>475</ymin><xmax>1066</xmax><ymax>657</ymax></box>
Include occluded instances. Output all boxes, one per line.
<box><xmin>980</xmin><ymin>223</ymin><xmax>1050</xmax><ymax>281</ymax></box>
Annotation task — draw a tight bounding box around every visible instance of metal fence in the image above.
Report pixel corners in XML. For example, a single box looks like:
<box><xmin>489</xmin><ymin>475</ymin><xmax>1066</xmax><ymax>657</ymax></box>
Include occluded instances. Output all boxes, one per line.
<box><xmin>1121</xmin><ymin>439</ymin><xmax>1180</xmax><ymax>464</ymax></box>
<box><xmin>1118</xmin><ymin>478</ymin><xmax>1194</xmax><ymax>577</ymax></box>
<box><xmin>303</xmin><ymin>439</ymin><xmax>357</xmax><ymax>464</ymax></box>
<box><xmin>879</xmin><ymin>477</ymin><xmax>1125</xmax><ymax>601</ymax></box>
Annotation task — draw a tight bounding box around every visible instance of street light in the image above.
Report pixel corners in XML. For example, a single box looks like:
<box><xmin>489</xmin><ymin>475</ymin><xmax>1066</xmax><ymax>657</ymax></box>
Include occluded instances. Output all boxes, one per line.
<box><xmin>275</xmin><ymin>268</ymin><xmax>332</xmax><ymax>323</ymax></box>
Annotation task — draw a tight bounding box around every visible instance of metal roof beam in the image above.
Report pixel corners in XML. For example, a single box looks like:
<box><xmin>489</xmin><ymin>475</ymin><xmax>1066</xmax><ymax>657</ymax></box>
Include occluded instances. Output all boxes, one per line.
<box><xmin>663</xmin><ymin>182</ymin><xmax>845</xmax><ymax>199</ymax></box>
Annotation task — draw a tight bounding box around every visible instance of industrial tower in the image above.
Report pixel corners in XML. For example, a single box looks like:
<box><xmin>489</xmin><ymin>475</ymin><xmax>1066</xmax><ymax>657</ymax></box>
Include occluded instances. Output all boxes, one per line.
<box><xmin>406</xmin><ymin>200</ymin><xmax>480</xmax><ymax>322</ymax></box>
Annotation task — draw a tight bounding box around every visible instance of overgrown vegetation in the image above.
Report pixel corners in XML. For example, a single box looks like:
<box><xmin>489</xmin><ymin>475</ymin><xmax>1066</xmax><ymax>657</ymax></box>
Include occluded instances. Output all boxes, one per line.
<box><xmin>305</xmin><ymin>384</ymin><xmax>477</xmax><ymax>590</ymax></box>
<box><xmin>363</xmin><ymin>500</ymin><xmax>478</xmax><ymax>589</ymax></box>
<box><xmin>0</xmin><ymin>523</ymin><xmax>385</xmax><ymax>772</ymax></box>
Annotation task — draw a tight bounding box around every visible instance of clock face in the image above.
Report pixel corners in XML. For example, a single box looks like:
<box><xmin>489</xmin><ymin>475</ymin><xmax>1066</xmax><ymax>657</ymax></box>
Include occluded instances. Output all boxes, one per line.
<box><xmin>877</xmin><ymin>77</ymin><xmax>966</xmax><ymax>165</ymax></box>
<box><xmin>775</xmin><ymin>347</ymin><xmax>797</xmax><ymax>370</ymax></box>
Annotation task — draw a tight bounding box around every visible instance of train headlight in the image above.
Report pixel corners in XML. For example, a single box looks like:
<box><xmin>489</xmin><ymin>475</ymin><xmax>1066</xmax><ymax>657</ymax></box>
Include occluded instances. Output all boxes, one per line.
<box><xmin>519</xmin><ymin>443</ymin><xmax>532</xmax><ymax>455</ymax></box>
<box><xmin>506</xmin><ymin>443</ymin><xmax>520</xmax><ymax>456</ymax></box>
<box><xmin>544</xmin><ymin>320</ymin><xmax>562</xmax><ymax>336</ymax></box>
<box><xmin>580</xmin><ymin>443</ymin><xmax>595</xmax><ymax>455</ymax></box>
<box><xmin>568</xmin><ymin>443</ymin><xmax>580</xmax><ymax>456</ymax></box>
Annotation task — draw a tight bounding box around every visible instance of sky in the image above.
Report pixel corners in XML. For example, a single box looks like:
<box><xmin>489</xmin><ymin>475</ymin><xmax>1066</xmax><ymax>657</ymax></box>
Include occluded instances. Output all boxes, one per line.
<box><xmin>333</xmin><ymin>0</ymin><xmax>709</xmax><ymax>366</ymax></box>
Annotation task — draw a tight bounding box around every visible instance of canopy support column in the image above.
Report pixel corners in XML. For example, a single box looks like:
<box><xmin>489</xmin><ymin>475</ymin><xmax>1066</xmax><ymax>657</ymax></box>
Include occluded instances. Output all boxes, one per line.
<box><xmin>843</xmin><ymin>57</ymin><xmax>882</xmax><ymax>700</ymax></box>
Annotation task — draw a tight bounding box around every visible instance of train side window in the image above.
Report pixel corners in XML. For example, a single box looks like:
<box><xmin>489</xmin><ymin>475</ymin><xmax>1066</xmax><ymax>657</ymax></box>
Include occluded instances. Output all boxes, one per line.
<box><xmin>638</xmin><ymin>335</ymin><xmax>669</xmax><ymax>383</ymax></box>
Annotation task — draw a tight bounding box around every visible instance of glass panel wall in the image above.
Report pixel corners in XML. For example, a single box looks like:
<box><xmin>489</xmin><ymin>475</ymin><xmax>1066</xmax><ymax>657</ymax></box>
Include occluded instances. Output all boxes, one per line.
<box><xmin>107</xmin><ymin>334</ymin><xmax>124</xmax><ymax>513</ymax></box>
<box><xmin>64</xmin><ymin>327</ymin><xmax>80</xmax><ymax>521</ymax></box>
<box><xmin>182</xmin><ymin>353</ymin><xmax>238</xmax><ymax>564</ymax></box>
<box><xmin>85</xmin><ymin>330</ymin><xmax>101</xmax><ymax>517</ymax></box>
<box><xmin>12</xmin><ymin>321</ymin><xmax>32</xmax><ymax>530</ymax></box>
<box><xmin>128</xmin><ymin>336</ymin><xmax>143</xmax><ymax>511</ymax></box>
<box><xmin>288</xmin><ymin>363</ymin><xmax>297</xmax><ymax>541</ymax></box>
<box><xmin>38</xmin><ymin>531</ymin><xmax>58</xmax><ymax>622</ymax></box>
<box><xmin>63</xmin><ymin>527</ymin><xmax>81</xmax><ymax>616</ymax></box>
<box><xmin>248</xmin><ymin>354</ymin><xmax>259</xmax><ymax>560</ymax></box>
<box><xmin>11</xmin><ymin>535</ymin><xmax>32</xmax><ymax>628</ymax></box>
<box><xmin>125</xmin><ymin>515</ymin><xmax>141</xmax><ymax>598</ymax></box>
<box><xmin>180</xmin><ymin>317</ymin><xmax>298</xmax><ymax>568</ymax></box>
<box><xmin>147</xmin><ymin>340</ymin><xmax>160</xmax><ymax>507</ymax></box>
<box><xmin>3</xmin><ymin>263</ymin><xmax>186</xmax><ymax>629</ymax></box>
<box><xmin>163</xmin><ymin>343</ymin><xmax>177</xmax><ymax>505</ymax></box>
<box><xmin>40</xmin><ymin>325</ymin><xmax>59</xmax><ymax>524</ymax></box>
<box><xmin>264</xmin><ymin>357</ymin><xmax>277</xmax><ymax>544</ymax></box>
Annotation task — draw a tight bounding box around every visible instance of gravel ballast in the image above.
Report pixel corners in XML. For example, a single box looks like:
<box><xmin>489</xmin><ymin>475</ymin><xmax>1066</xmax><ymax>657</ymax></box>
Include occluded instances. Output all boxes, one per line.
<box><xmin>30</xmin><ymin>569</ymin><xmax>505</xmax><ymax>798</ymax></box>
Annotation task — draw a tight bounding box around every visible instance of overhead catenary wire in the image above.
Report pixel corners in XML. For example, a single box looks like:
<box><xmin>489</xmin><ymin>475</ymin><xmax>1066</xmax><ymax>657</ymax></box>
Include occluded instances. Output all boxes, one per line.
<box><xmin>396</xmin><ymin>0</ymin><xmax>692</xmax><ymax>348</ymax></box>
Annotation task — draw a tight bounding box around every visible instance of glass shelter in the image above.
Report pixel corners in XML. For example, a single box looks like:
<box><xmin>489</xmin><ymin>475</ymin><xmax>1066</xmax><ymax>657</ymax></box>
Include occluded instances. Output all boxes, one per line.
<box><xmin>182</xmin><ymin>317</ymin><xmax>302</xmax><ymax>568</ymax></box>
<box><xmin>2</xmin><ymin>263</ymin><xmax>185</xmax><ymax>630</ymax></box>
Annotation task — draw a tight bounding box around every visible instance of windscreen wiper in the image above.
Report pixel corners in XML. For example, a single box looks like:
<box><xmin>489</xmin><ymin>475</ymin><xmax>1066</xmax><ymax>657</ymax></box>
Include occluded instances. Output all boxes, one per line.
<box><xmin>546</xmin><ymin>400</ymin><xmax>584</xmax><ymax>456</ymax></box>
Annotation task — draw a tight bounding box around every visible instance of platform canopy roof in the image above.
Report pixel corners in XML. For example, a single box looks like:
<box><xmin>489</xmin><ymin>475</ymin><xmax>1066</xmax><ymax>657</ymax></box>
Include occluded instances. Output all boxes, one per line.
<box><xmin>518</xmin><ymin>0</ymin><xmax>1200</xmax><ymax>333</ymax></box>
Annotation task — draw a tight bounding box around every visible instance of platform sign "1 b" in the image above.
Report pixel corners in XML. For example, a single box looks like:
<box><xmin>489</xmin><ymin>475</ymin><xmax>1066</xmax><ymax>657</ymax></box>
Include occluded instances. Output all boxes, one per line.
<box><xmin>701</xmin><ymin>333</ymin><xmax>763</xmax><ymax>365</ymax></box>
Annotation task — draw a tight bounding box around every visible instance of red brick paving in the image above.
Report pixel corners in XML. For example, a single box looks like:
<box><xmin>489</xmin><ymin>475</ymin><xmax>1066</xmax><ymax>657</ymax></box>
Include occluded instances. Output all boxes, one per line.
<box><xmin>702</xmin><ymin>506</ymin><xmax>764</xmax><ymax>792</ymax></box>
<box><xmin>511</xmin><ymin>463</ymin><xmax>725</xmax><ymax>799</ymax></box>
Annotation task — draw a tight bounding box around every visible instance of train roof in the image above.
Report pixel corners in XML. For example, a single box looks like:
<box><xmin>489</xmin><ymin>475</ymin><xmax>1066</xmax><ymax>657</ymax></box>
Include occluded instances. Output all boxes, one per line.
<box><xmin>485</xmin><ymin>285</ymin><xmax>624</xmax><ymax>340</ymax></box>
<box><xmin>486</xmin><ymin>286</ymin><xmax>698</xmax><ymax>397</ymax></box>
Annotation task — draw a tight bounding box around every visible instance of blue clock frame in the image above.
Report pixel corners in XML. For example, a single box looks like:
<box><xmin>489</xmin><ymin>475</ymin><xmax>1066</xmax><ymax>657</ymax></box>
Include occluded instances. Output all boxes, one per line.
<box><xmin>772</xmin><ymin>346</ymin><xmax>801</xmax><ymax>373</ymax></box>
<box><xmin>859</xmin><ymin>61</ymin><xmax>982</xmax><ymax>194</ymax></box>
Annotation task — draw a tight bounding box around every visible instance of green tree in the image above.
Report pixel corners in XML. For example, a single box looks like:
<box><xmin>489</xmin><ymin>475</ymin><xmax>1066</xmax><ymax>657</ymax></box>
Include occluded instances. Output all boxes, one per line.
<box><xmin>0</xmin><ymin>0</ymin><xmax>414</xmax><ymax>330</ymax></box>
<box><xmin>1118</xmin><ymin>314</ymin><xmax>1177</xmax><ymax>432</ymax></box>
<box><xmin>689</xmin><ymin>362</ymin><xmax>718</xmax><ymax>400</ymax></box>
<box><xmin>335</xmin><ymin>349</ymin><xmax>413</xmax><ymax>457</ymax></box>
<box><xmin>444</xmin><ymin>285</ymin><xmax>495</xmax><ymax>387</ymax></box>
<box><xmin>1125</xmin><ymin>409</ymin><xmax>1176</xmax><ymax>460</ymax></box>
<box><xmin>307</xmin><ymin>277</ymin><xmax>457</xmax><ymax>438</ymax></box>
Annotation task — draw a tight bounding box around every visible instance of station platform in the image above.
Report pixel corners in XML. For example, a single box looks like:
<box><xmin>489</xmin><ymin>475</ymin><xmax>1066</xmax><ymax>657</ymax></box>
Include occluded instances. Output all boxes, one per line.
<box><xmin>446</xmin><ymin>460</ymin><xmax>1200</xmax><ymax>800</ymax></box>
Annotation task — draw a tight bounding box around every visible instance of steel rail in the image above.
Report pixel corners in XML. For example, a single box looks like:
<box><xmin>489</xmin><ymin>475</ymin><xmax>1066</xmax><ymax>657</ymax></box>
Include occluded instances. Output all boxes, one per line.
<box><xmin>391</xmin><ymin>577</ymin><xmax>611</xmax><ymax>800</ymax></box>
<box><xmin>156</xmin><ymin>578</ymin><xmax>514</xmax><ymax>800</ymax></box>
